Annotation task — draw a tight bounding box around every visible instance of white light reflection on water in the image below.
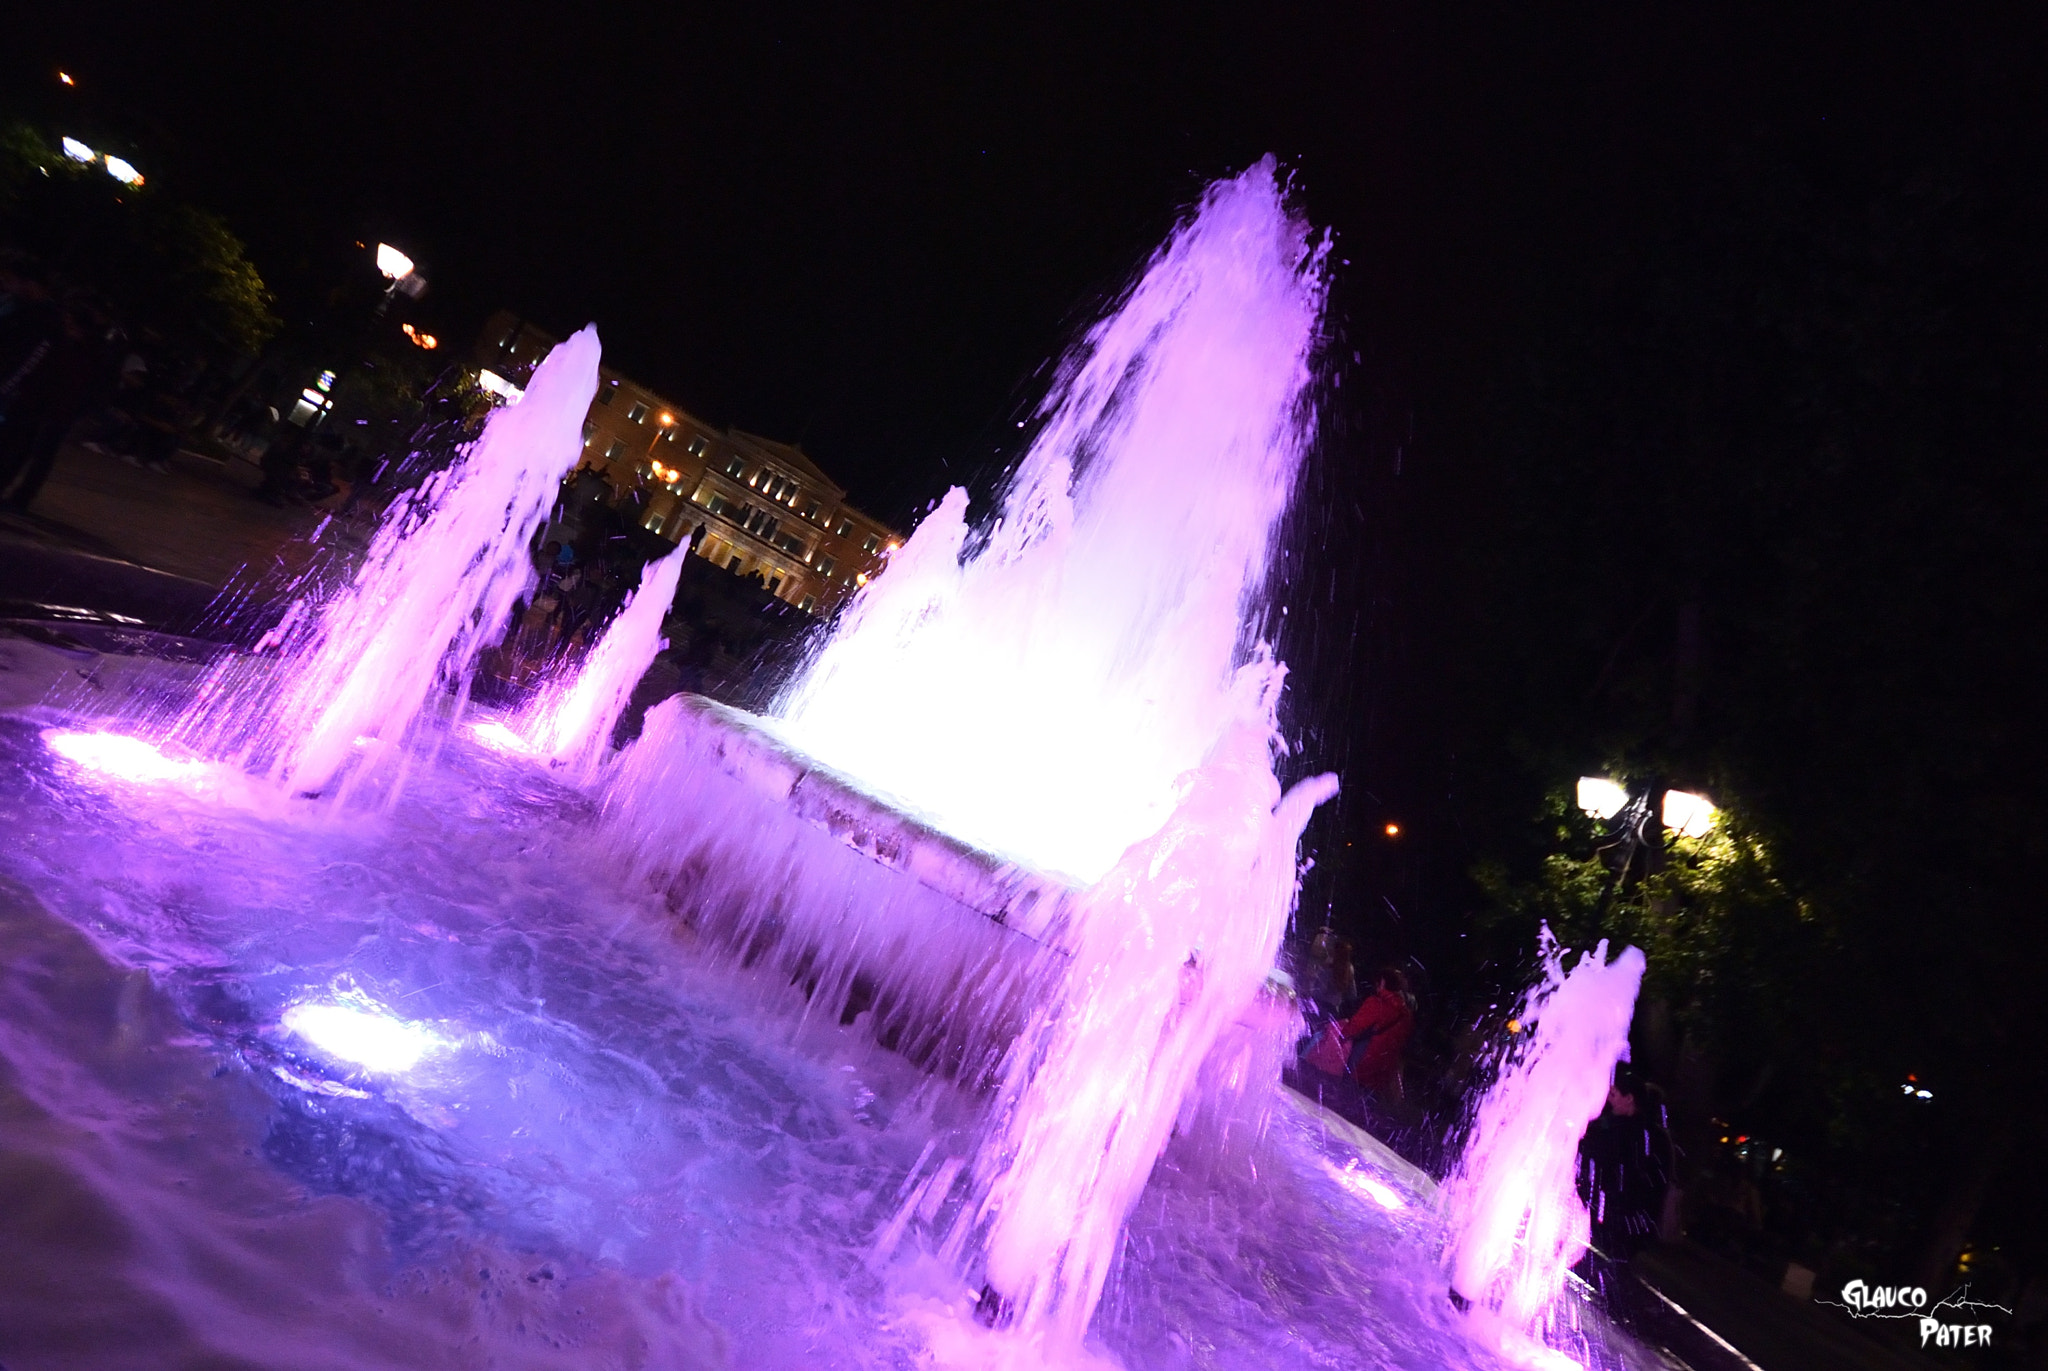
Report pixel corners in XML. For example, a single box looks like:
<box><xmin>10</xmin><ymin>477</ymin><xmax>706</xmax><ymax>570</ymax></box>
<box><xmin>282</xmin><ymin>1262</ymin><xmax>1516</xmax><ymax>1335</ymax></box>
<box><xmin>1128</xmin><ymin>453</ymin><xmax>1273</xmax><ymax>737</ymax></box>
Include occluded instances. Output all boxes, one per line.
<box><xmin>282</xmin><ymin>995</ymin><xmax>448</xmax><ymax>1073</ymax></box>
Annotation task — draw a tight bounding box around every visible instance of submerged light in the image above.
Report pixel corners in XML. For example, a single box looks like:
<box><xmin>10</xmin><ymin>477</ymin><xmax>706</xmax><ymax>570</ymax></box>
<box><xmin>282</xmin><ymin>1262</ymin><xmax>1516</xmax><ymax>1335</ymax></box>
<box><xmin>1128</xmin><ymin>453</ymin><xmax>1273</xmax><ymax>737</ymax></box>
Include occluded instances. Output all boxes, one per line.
<box><xmin>1321</xmin><ymin>1158</ymin><xmax>1406</xmax><ymax>1211</ymax></box>
<box><xmin>44</xmin><ymin>728</ymin><xmax>205</xmax><ymax>784</ymax></box>
<box><xmin>468</xmin><ymin>718</ymin><xmax>531</xmax><ymax>754</ymax></box>
<box><xmin>282</xmin><ymin>999</ymin><xmax>444</xmax><ymax>1073</ymax></box>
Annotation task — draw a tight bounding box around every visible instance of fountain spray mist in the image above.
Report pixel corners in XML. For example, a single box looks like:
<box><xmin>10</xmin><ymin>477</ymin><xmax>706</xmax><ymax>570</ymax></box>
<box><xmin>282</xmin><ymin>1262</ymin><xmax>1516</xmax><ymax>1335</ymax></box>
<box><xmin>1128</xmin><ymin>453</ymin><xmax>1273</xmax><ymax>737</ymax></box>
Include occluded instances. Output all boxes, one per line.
<box><xmin>1443</xmin><ymin>932</ymin><xmax>1644</xmax><ymax>1364</ymax></box>
<box><xmin>173</xmin><ymin>328</ymin><xmax>600</xmax><ymax>798</ymax></box>
<box><xmin>759</xmin><ymin>161</ymin><xmax>1337</xmax><ymax>1346</ymax></box>
<box><xmin>770</xmin><ymin>160</ymin><xmax>1330</xmax><ymax>887</ymax></box>
<box><xmin>519</xmin><ymin>539</ymin><xmax>688</xmax><ymax>782</ymax></box>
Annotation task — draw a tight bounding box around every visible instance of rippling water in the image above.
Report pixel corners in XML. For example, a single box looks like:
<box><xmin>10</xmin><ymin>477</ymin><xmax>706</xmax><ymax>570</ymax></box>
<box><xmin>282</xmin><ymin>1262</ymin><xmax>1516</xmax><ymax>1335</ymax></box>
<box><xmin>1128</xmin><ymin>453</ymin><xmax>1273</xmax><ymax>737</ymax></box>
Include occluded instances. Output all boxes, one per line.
<box><xmin>0</xmin><ymin>673</ymin><xmax>1654</xmax><ymax>1371</ymax></box>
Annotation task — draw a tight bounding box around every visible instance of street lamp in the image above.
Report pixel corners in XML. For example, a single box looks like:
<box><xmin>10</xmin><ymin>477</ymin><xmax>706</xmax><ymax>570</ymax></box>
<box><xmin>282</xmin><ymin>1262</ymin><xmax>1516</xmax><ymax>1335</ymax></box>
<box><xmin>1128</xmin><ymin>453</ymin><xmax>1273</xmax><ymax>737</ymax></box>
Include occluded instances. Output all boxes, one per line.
<box><xmin>375</xmin><ymin>243</ymin><xmax>415</xmax><ymax>280</ymax></box>
<box><xmin>1575</xmin><ymin>776</ymin><xmax>1629</xmax><ymax>821</ymax></box>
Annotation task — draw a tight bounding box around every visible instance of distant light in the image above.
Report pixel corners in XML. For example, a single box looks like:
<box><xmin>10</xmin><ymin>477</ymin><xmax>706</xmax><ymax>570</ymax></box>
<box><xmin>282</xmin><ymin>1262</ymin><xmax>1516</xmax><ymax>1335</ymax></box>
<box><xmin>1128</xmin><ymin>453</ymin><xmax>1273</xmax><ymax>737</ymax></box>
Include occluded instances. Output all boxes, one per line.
<box><xmin>283</xmin><ymin>999</ymin><xmax>443</xmax><ymax>1073</ymax></box>
<box><xmin>316</xmin><ymin>369</ymin><xmax>336</xmax><ymax>390</ymax></box>
<box><xmin>476</xmin><ymin>369</ymin><xmax>525</xmax><ymax>405</ymax></box>
<box><xmin>1575</xmin><ymin>776</ymin><xmax>1629</xmax><ymax>820</ymax></box>
<box><xmin>418</xmin><ymin>333</ymin><xmax>437</xmax><ymax>349</ymax></box>
<box><xmin>103</xmin><ymin>154</ymin><xmax>143</xmax><ymax>186</ymax></box>
<box><xmin>1915</xmin><ymin>1089</ymin><xmax>1933</xmax><ymax>1100</ymax></box>
<box><xmin>60</xmin><ymin>136</ymin><xmax>96</xmax><ymax>163</ymax></box>
<box><xmin>1663</xmin><ymin>789</ymin><xmax>1718</xmax><ymax>838</ymax></box>
<box><xmin>43</xmin><ymin>729</ymin><xmax>204</xmax><ymax>784</ymax></box>
<box><xmin>1383</xmin><ymin>821</ymin><xmax>1401</xmax><ymax>838</ymax></box>
<box><xmin>374</xmin><ymin>242</ymin><xmax>415</xmax><ymax>280</ymax></box>
<box><xmin>1505</xmin><ymin>1018</ymin><xmax>1521</xmax><ymax>1034</ymax></box>
<box><xmin>58</xmin><ymin>71</ymin><xmax>76</xmax><ymax>86</ymax></box>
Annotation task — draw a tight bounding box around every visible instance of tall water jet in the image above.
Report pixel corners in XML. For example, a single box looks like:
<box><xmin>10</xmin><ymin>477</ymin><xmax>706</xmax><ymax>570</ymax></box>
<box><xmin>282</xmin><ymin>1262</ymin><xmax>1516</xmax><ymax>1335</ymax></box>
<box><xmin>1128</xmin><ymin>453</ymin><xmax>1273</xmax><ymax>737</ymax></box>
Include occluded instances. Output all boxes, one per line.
<box><xmin>967</xmin><ymin>719</ymin><xmax>1338</xmax><ymax>1341</ymax></box>
<box><xmin>769</xmin><ymin>159</ymin><xmax>1329</xmax><ymax>886</ymax></box>
<box><xmin>1443</xmin><ymin>932</ymin><xmax>1645</xmax><ymax>1366</ymax></box>
<box><xmin>180</xmin><ymin>328</ymin><xmax>600</xmax><ymax>797</ymax></box>
<box><xmin>519</xmin><ymin>539</ymin><xmax>688</xmax><ymax>782</ymax></box>
<box><xmin>746</xmin><ymin>160</ymin><xmax>1336</xmax><ymax>1345</ymax></box>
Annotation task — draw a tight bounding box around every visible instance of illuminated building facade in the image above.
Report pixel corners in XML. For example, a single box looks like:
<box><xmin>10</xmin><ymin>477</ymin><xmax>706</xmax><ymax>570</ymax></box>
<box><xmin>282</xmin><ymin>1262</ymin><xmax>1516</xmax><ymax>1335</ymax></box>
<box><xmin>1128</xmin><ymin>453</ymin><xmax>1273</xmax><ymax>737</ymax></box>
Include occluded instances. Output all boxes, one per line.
<box><xmin>475</xmin><ymin>311</ymin><xmax>898</xmax><ymax>613</ymax></box>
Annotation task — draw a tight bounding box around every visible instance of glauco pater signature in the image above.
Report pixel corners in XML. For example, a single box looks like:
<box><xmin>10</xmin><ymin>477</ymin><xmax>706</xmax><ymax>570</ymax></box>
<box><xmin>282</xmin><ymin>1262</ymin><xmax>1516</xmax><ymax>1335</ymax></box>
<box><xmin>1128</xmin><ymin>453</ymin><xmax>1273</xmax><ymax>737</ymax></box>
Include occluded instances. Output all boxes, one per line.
<box><xmin>1818</xmin><ymin>1279</ymin><xmax>2012</xmax><ymax>1349</ymax></box>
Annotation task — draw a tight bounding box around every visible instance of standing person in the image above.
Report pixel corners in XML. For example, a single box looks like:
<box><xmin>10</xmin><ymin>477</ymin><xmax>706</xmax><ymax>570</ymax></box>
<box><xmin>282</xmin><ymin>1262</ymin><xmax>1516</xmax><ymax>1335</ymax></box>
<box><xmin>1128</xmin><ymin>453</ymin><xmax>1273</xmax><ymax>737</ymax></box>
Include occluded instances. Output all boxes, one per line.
<box><xmin>1576</xmin><ymin>1063</ymin><xmax>1673</xmax><ymax>1264</ymax></box>
<box><xmin>0</xmin><ymin>296</ymin><xmax>111</xmax><ymax>513</ymax></box>
<box><xmin>1339</xmin><ymin>966</ymin><xmax>1416</xmax><ymax>1099</ymax></box>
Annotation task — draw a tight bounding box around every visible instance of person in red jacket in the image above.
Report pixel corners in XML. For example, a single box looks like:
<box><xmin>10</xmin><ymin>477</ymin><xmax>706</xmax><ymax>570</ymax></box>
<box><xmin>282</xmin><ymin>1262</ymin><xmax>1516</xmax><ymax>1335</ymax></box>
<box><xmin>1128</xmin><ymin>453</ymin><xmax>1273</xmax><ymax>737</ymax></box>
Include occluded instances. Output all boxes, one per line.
<box><xmin>1339</xmin><ymin>967</ymin><xmax>1415</xmax><ymax>1098</ymax></box>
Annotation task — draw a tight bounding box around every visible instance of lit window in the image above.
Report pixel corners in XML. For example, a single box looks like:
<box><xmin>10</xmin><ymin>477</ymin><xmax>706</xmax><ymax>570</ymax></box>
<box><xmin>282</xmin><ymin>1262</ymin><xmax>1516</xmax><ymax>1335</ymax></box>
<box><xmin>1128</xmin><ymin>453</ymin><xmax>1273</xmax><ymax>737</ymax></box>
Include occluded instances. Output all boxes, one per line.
<box><xmin>627</xmin><ymin>402</ymin><xmax>648</xmax><ymax>424</ymax></box>
<box><xmin>605</xmin><ymin>440</ymin><xmax>626</xmax><ymax>461</ymax></box>
<box><xmin>834</xmin><ymin>518</ymin><xmax>853</xmax><ymax>537</ymax></box>
<box><xmin>802</xmin><ymin>500</ymin><xmax>821</xmax><ymax>521</ymax></box>
<box><xmin>724</xmin><ymin>456</ymin><xmax>746</xmax><ymax>479</ymax></box>
<box><xmin>799</xmin><ymin>595</ymin><xmax>816</xmax><ymax>612</ymax></box>
<box><xmin>814</xmin><ymin>555</ymin><xmax>835</xmax><ymax>577</ymax></box>
<box><xmin>688</xmin><ymin>436</ymin><xmax>707</xmax><ymax>456</ymax></box>
<box><xmin>862</xmin><ymin>534</ymin><xmax>880</xmax><ymax>554</ymax></box>
<box><xmin>597</xmin><ymin>383</ymin><xmax>616</xmax><ymax>406</ymax></box>
<box><xmin>582</xmin><ymin>422</ymin><xmax>595</xmax><ymax>444</ymax></box>
<box><xmin>663</xmin><ymin>427</ymin><xmax>680</xmax><ymax>442</ymax></box>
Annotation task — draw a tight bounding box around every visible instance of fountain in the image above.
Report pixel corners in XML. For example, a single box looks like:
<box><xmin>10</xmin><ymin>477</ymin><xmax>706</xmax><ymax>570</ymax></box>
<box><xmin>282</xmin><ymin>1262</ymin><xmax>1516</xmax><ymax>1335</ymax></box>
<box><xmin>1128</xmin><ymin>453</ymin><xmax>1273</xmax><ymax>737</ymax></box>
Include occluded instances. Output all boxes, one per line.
<box><xmin>0</xmin><ymin>162</ymin><xmax>1661</xmax><ymax>1370</ymax></box>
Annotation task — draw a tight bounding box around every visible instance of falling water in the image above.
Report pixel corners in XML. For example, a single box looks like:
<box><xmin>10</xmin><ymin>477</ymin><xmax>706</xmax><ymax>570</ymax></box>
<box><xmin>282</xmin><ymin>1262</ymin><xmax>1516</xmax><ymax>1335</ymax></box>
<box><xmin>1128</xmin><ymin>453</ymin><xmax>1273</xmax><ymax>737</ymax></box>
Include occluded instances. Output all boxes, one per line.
<box><xmin>516</xmin><ymin>539</ymin><xmax>688</xmax><ymax>782</ymax></box>
<box><xmin>1442</xmin><ymin>932</ymin><xmax>1644</xmax><ymax>1367</ymax></box>
<box><xmin>694</xmin><ymin>160</ymin><xmax>1336</xmax><ymax>1346</ymax></box>
<box><xmin>769</xmin><ymin>159</ymin><xmax>1329</xmax><ymax>887</ymax></box>
<box><xmin>173</xmin><ymin>327</ymin><xmax>600</xmax><ymax>799</ymax></box>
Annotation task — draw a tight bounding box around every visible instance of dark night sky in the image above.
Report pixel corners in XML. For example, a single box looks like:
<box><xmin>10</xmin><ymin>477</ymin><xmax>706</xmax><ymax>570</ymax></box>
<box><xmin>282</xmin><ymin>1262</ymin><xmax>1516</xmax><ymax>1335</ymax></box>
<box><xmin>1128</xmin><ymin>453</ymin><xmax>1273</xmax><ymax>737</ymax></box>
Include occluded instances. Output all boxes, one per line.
<box><xmin>8</xmin><ymin>3</ymin><xmax>2036</xmax><ymax>519</ymax></box>
<box><xmin>7</xmin><ymin>2</ymin><xmax>2045</xmax><ymax>903</ymax></box>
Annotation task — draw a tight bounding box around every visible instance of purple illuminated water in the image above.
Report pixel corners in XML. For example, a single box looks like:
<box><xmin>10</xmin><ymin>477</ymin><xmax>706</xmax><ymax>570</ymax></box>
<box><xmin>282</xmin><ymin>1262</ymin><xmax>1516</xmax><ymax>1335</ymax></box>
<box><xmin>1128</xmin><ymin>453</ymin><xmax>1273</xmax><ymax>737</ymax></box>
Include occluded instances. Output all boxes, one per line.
<box><xmin>169</xmin><ymin>326</ymin><xmax>600</xmax><ymax>802</ymax></box>
<box><xmin>506</xmin><ymin>539</ymin><xmax>689</xmax><ymax>781</ymax></box>
<box><xmin>0</xmin><ymin>163</ymin><xmax>1664</xmax><ymax>1369</ymax></box>
<box><xmin>1443</xmin><ymin>933</ymin><xmax>1646</xmax><ymax>1369</ymax></box>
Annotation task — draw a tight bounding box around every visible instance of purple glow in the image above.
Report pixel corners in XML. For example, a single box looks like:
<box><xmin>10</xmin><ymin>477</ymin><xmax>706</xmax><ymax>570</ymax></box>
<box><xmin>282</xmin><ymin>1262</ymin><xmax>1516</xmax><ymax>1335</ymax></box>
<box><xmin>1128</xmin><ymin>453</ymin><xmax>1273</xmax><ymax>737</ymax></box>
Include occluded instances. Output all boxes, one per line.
<box><xmin>718</xmin><ymin>161</ymin><xmax>1338</xmax><ymax>1345</ymax></box>
<box><xmin>1443</xmin><ymin>932</ymin><xmax>1643</xmax><ymax>1357</ymax></box>
<box><xmin>520</xmin><ymin>540</ymin><xmax>687</xmax><ymax>781</ymax></box>
<box><xmin>170</xmin><ymin>327</ymin><xmax>601</xmax><ymax>802</ymax></box>
<box><xmin>770</xmin><ymin>161</ymin><xmax>1328</xmax><ymax>886</ymax></box>
<box><xmin>43</xmin><ymin>727</ymin><xmax>206</xmax><ymax>784</ymax></box>
<box><xmin>1321</xmin><ymin>1157</ymin><xmax>1408</xmax><ymax>1211</ymax></box>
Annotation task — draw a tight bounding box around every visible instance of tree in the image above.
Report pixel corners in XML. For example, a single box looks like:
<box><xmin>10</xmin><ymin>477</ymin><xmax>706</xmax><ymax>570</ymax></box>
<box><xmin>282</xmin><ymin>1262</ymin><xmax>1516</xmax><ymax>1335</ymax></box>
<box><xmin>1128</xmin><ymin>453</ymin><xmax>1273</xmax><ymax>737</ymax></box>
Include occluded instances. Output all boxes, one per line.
<box><xmin>0</xmin><ymin>121</ymin><xmax>279</xmax><ymax>354</ymax></box>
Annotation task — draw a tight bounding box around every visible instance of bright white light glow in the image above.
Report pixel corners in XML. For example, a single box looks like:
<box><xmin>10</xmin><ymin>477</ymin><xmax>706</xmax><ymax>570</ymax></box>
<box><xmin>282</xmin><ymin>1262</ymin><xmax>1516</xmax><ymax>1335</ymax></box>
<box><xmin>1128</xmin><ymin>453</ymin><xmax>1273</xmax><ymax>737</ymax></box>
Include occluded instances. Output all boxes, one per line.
<box><xmin>102</xmin><ymin>154</ymin><xmax>142</xmax><ymax>186</ymax></box>
<box><xmin>468</xmin><ymin>719</ymin><xmax>531</xmax><ymax>754</ymax></box>
<box><xmin>1321</xmin><ymin>1158</ymin><xmax>1406</xmax><ymax>1211</ymax></box>
<box><xmin>476</xmin><ymin>368</ymin><xmax>525</xmax><ymax>405</ymax></box>
<box><xmin>1575</xmin><ymin>776</ymin><xmax>1629</xmax><ymax>821</ymax></box>
<box><xmin>282</xmin><ymin>999</ymin><xmax>443</xmax><ymax>1073</ymax></box>
<box><xmin>44</xmin><ymin>729</ymin><xmax>204</xmax><ymax>784</ymax></box>
<box><xmin>374</xmin><ymin>242</ymin><xmax>415</xmax><ymax>279</ymax></box>
<box><xmin>60</xmin><ymin>136</ymin><xmax>96</xmax><ymax>162</ymax></box>
<box><xmin>1662</xmin><ymin>789</ymin><xmax>1718</xmax><ymax>838</ymax></box>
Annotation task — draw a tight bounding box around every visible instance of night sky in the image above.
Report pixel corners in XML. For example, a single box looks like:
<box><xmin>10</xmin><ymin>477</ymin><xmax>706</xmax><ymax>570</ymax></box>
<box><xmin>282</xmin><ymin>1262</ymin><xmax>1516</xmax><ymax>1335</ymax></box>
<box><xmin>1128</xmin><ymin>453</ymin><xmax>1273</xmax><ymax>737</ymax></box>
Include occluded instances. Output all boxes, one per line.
<box><xmin>7</xmin><ymin>1</ymin><xmax>2046</xmax><ymax>913</ymax></box>
<box><xmin>7</xmin><ymin>4</ymin><xmax>2034</xmax><ymax>517</ymax></box>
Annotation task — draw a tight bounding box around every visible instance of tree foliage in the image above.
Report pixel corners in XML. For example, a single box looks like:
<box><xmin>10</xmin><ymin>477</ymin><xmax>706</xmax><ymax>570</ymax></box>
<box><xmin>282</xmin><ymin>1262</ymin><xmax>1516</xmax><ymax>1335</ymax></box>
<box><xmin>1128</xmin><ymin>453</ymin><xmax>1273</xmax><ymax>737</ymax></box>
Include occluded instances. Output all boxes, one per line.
<box><xmin>0</xmin><ymin>121</ymin><xmax>279</xmax><ymax>353</ymax></box>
